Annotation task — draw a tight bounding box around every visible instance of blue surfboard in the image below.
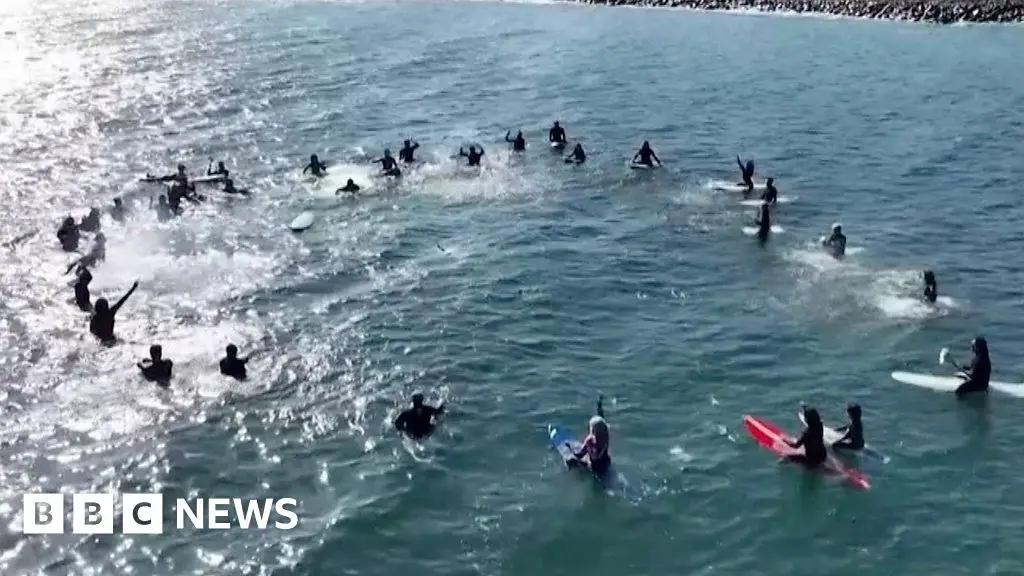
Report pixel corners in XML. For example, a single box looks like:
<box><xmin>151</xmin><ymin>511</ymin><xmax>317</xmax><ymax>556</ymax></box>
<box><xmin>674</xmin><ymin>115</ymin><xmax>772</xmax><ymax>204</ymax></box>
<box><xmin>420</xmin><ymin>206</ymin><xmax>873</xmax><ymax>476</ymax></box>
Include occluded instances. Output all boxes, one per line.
<box><xmin>548</xmin><ymin>424</ymin><xmax>582</xmax><ymax>467</ymax></box>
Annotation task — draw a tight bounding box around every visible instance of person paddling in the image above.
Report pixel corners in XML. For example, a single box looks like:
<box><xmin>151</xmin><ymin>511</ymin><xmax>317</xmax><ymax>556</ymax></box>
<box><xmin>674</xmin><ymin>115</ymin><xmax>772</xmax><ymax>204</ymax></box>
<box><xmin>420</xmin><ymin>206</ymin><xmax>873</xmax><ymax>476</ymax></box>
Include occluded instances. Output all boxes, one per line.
<box><xmin>394</xmin><ymin>393</ymin><xmax>445</xmax><ymax>439</ymax></box>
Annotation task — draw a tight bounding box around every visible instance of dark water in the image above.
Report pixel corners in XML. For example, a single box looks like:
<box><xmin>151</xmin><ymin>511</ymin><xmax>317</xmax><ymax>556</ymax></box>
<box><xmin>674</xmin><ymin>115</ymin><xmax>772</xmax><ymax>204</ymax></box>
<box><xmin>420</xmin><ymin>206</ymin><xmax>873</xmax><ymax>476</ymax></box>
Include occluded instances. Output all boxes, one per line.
<box><xmin>2</xmin><ymin>0</ymin><xmax>1024</xmax><ymax>574</ymax></box>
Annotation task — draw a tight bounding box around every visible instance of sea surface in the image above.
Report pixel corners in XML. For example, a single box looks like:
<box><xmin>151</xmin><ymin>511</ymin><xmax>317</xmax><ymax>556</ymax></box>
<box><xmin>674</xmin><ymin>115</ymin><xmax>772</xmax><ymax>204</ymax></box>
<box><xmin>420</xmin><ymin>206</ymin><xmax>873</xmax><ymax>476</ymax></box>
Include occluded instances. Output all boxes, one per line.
<box><xmin>2</xmin><ymin>0</ymin><xmax>1024</xmax><ymax>574</ymax></box>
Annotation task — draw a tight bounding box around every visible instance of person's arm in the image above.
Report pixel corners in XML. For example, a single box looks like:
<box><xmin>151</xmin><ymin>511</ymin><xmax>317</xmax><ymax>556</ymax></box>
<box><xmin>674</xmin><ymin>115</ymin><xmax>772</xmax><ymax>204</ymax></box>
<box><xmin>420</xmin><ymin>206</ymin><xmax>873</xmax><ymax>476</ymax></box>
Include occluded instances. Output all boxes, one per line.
<box><xmin>394</xmin><ymin>410</ymin><xmax>408</xmax><ymax>431</ymax></box>
<box><xmin>207</xmin><ymin>159</ymin><xmax>215</xmax><ymax>175</ymax></box>
<box><xmin>596</xmin><ymin>395</ymin><xmax>605</xmax><ymax>419</ymax></box>
<box><xmin>632</xmin><ymin>151</ymin><xmax>640</xmax><ymax>162</ymax></box>
<box><xmin>737</xmin><ymin>156</ymin><xmax>744</xmax><ymax>171</ymax></box>
<box><xmin>478</xmin><ymin>146</ymin><xmax>485</xmax><ymax>155</ymax></box>
<box><xmin>302</xmin><ymin>164</ymin><xmax>311</xmax><ymax>175</ymax></box>
<box><xmin>458</xmin><ymin>147</ymin><xmax>467</xmax><ymax>157</ymax></box>
<box><xmin>505</xmin><ymin>131</ymin><xmax>512</xmax><ymax>143</ymax></box>
<box><xmin>786</xmin><ymin>431</ymin><xmax>806</xmax><ymax>449</ymax></box>
<box><xmin>652</xmin><ymin>152</ymin><xmax>661</xmax><ymax>165</ymax></box>
<box><xmin>111</xmin><ymin>281</ymin><xmax>139</xmax><ymax>315</ymax></box>
<box><xmin>412</xmin><ymin>142</ymin><xmax>419</xmax><ymax>150</ymax></box>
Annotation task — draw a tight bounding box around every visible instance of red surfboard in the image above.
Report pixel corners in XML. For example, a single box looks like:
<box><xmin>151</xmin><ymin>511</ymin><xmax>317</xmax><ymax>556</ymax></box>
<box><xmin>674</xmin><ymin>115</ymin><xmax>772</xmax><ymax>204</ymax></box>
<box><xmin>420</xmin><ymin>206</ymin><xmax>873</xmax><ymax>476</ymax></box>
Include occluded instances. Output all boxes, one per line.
<box><xmin>743</xmin><ymin>415</ymin><xmax>871</xmax><ymax>491</ymax></box>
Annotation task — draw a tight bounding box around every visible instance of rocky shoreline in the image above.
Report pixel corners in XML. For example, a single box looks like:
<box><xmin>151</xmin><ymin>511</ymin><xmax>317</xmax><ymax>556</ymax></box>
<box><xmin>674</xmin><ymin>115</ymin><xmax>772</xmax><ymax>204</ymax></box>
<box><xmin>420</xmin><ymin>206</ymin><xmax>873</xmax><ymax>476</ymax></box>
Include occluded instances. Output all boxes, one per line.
<box><xmin>569</xmin><ymin>0</ymin><xmax>1024</xmax><ymax>23</ymax></box>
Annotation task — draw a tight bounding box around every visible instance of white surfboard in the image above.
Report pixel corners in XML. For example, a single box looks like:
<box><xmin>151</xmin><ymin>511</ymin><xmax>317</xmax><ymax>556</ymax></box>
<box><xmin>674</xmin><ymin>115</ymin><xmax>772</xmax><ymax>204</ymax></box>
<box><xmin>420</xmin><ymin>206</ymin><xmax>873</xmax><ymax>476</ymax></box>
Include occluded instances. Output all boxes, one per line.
<box><xmin>713</xmin><ymin>181</ymin><xmax>766</xmax><ymax>193</ymax></box>
<box><xmin>743</xmin><ymin>225</ymin><xmax>785</xmax><ymax>235</ymax></box>
<box><xmin>289</xmin><ymin>211</ymin><xmax>315</xmax><ymax>232</ymax></box>
<box><xmin>739</xmin><ymin>196</ymin><xmax>795</xmax><ymax>207</ymax></box>
<box><xmin>891</xmin><ymin>371</ymin><xmax>1024</xmax><ymax>397</ymax></box>
<box><xmin>798</xmin><ymin>411</ymin><xmax>889</xmax><ymax>463</ymax></box>
<box><xmin>630</xmin><ymin>163</ymin><xmax>659</xmax><ymax>170</ymax></box>
<box><xmin>550</xmin><ymin>141</ymin><xmax>566</xmax><ymax>149</ymax></box>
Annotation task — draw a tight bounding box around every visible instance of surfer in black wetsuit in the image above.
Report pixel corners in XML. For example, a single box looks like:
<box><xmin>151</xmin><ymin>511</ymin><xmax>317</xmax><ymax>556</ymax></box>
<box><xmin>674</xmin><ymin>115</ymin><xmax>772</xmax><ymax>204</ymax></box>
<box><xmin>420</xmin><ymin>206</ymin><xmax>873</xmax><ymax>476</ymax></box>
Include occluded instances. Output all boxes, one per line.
<box><xmin>786</xmin><ymin>407</ymin><xmax>827</xmax><ymax>469</ymax></box>
<box><xmin>737</xmin><ymin>155</ymin><xmax>755</xmax><ymax>192</ymax></box>
<box><xmin>151</xmin><ymin>164</ymin><xmax>190</xmax><ymax>188</ymax></box>
<box><xmin>458</xmin><ymin>145</ymin><xmax>485</xmax><ymax>167</ymax></box>
<box><xmin>302</xmin><ymin>154</ymin><xmax>327</xmax><ymax>178</ymax></box>
<box><xmin>505</xmin><ymin>130</ymin><xmax>526</xmax><ymax>152</ymax></box>
<box><xmin>79</xmin><ymin>208</ymin><xmax>101</xmax><ymax>233</ymax></box>
<box><xmin>632</xmin><ymin>141</ymin><xmax>661</xmax><ymax>167</ymax></box>
<box><xmin>66</xmin><ymin>233</ymin><xmax>106</xmax><ymax>274</ymax></box>
<box><xmin>222</xmin><ymin>178</ymin><xmax>250</xmax><ymax>196</ymax></box>
<box><xmin>336</xmin><ymin>179</ymin><xmax>360</xmax><ymax>195</ymax></box>
<box><xmin>753</xmin><ymin>202</ymin><xmax>771</xmax><ymax>241</ymax></box>
<box><xmin>57</xmin><ymin>217</ymin><xmax>80</xmax><ymax>252</ymax></box>
<box><xmin>762</xmin><ymin>178</ymin><xmax>778</xmax><ymax>206</ymax></box>
<box><xmin>89</xmin><ymin>280</ymin><xmax>139</xmax><ymax>346</ymax></box>
<box><xmin>830</xmin><ymin>404</ymin><xmax>865</xmax><ymax>451</ymax></box>
<box><xmin>207</xmin><ymin>159</ymin><xmax>229</xmax><ymax>181</ymax></box>
<box><xmin>548</xmin><ymin>121</ymin><xmax>567</xmax><ymax>146</ymax></box>
<box><xmin>923</xmin><ymin>270</ymin><xmax>937</xmax><ymax>304</ymax></box>
<box><xmin>399</xmin><ymin>140</ymin><xmax>419</xmax><ymax>163</ymax></box>
<box><xmin>822</xmin><ymin>223</ymin><xmax>846</xmax><ymax>258</ymax></box>
<box><xmin>73</xmin><ymin>266</ymin><xmax>93</xmax><ymax>312</ymax></box>
<box><xmin>219</xmin><ymin>344</ymin><xmax>251</xmax><ymax>381</ymax></box>
<box><xmin>374</xmin><ymin>149</ymin><xmax>401</xmax><ymax>177</ymax></box>
<box><xmin>953</xmin><ymin>337</ymin><xmax>991</xmax><ymax>397</ymax></box>
<box><xmin>565</xmin><ymin>143</ymin><xmax>586</xmax><ymax>164</ymax></box>
<box><xmin>394</xmin><ymin>393</ymin><xmax>445</xmax><ymax>439</ymax></box>
<box><xmin>137</xmin><ymin>344</ymin><xmax>173</xmax><ymax>387</ymax></box>
<box><xmin>110</xmin><ymin>198</ymin><xmax>126</xmax><ymax>223</ymax></box>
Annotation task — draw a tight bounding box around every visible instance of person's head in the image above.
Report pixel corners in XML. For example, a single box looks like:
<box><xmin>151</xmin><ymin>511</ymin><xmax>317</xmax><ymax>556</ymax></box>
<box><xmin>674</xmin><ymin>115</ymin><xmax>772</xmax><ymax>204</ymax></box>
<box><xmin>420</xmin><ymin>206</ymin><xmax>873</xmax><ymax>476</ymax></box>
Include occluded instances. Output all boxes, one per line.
<box><xmin>767</xmin><ymin>177</ymin><xmax>774</xmax><ymax>185</ymax></box>
<box><xmin>149</xmin><ymin>344</ymin><xmax>162</xmax><ymax>360</ymax></box>
<box><xmin>94</xmin><ymin>298</ymin><xmax>109</xmax><ymax>313</ymax></box>
<box><xmin>804</xmin><ymin>408</ymin><xmax>822</xmax><ymax>427</ymax></box>
<box><xmin>159</xmin><ymin>194</ymin><xmax>167</xmax><ymax>205</ymax></box>
<box><xmin>516</xmin><ymin>130</ymin><xmax>522</xmax><ymax>138</ymax></box>
<box><xmin>411</xmin><ymin>392</ymin><xmax>424</xmax><ymax>407</ymax></box>
<box><xmin>469</xmin><ymin>146</ymin><xmax>477</xmax><ymax>153</ymax></box>
<box><xmin>403</xmin><ymin>139</ymin><xmax>411</xmax><ymax>147</ymax></box>
<box><xmin>310</xmin><ymin>154</ymin><xmax>318</xmax><ymax>163</ymax></box>
<box><xmin>831</xmin><ymin>222</ymin><xmax>842</xmax><ymax>234</ymax></box>
<box><xmin>588</xmin><ymin>415</ymin><xmax>609</xmax><ymax>441</ymax></box>
<box><xmin>177</xmin><ymin>164</ymin><xmax>186</xmax><ymax>174</ymax></box>
<box><xmin>846</xmin><ymin>403</ymin><xmax>861</xmax><ymax>421</ymax></box>
<box><xmin>553</xmin><ymin>121</ymin><xmax>560</xmax><ymax>128</ymax></box>
<box><xmin>384</xmin><ymin>149</ymin><xmax>391</xmax><ymax>157</ymax></box>
<box><xmin>641</xmin><ymin>140</ymin><xmax>650</xmax><ymax>150</ymax></box>
<box><xmin>971</xmin><ymin>336</ymin><xmax>988</xmax><ymax>356</ymax></box>
<box><xmin>63</xmin><ymin>216</ymin><xmax>75</xmax><ymax>227</ymax></box>
<box><xmin>574</xmin><ymin>143</ymin><xmax>582</xmax><ymax>151</ymax></box>
<box><xmin>923</xmin><ymin>270</ymin><xmax>935</xmax><ymax>285</ymax></box>
<box><xmin>347</xmin><ymin>179</ymin><xmax>354</xmax><ymax>185</ymax></box>
<box><xmin>226</xmin><ymin>344</ymin><xmax>238</xmax><ymax>358</ymax></box>
<box><xmin>746</xmin><ymin>160</ymin><xmax>754</xmax><ymax>170</ymax></box>
<box><xmin>113</xmin><ymin>197</ymin><xmax>123</xmax><ymax>207</ymax></box>
<box><xmin>94</xmin><ymin>233</ymin><xmax>105</xmax><ymax>246</ymax></box>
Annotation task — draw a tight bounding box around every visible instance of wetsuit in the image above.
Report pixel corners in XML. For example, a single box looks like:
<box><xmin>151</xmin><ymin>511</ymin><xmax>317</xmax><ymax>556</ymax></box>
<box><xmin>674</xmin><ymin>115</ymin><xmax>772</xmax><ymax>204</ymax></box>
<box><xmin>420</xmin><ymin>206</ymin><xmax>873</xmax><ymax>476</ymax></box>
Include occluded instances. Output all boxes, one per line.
<box><xmin>74</xmin><ymin>268</ymin><xmax>93</xmax><ymax>312</ymax></box>
<box><xmin>399</xmin><ymin>142</ymin><xmax>419</xmax><ymax>163</ymax></box>
<box><xmin>832</xmin><ymin>419</ymin><xmax>864</xmax><ymax>450</ymax></box>
<box><xmin>223</xmin><ymin>180</ymin><xmax>250</xmax><ymax>196</ymax></box>
<box><xmin>79</xmin><ymin>211</ymin><xmax>101</xmax><ymax>233</ymax></box>
<box><xmin>762</xmin><ymin>181</ymin><xmax>778</xmax><ymax>205</ymax></box>
<box><xmin>111</xmin><ymin>202</ymin><xmax>126</xmax><ymax>223</ymax></box>
<box><xmin>956</xmin><ymin>343</ymin><xmax>991</xmax><ymax>396</ymax></box>
<box><xmin>506</xmin><ymin>131</ymin><xmax>526</xmax><ymax>152</ymax></box>
<box><xmin>303</xmin><ymin>158</ymin><xmax>327</xmax><ymax>178</ymax></box>
<box><xmin>376</xmin><ymin>155</ymin><xmax>401</xmax><ymax>177</ymax></box>
<box><xmin>89</xmin><ymin>282</ymin><xmax>138</xmax><ymax>345</ymax></box>
<box><xmin>737</xmin><ymin>157</ymin><xmax>755</xmax><ymax>191</ymax></box>
<box><xmin>566</xmin><ymin>144</ymin><xmax>586</xmax><ymax>164</ymax></box>
<box><xmin>220</xmin><ymin>356</ymin><xmax>249</xmax><ymax>380</ymax></box>
<box><xmin>788</xmin><ymin>424</ymin><xmax>827</xmax><ymax>468</ymax></box>
<box><xmin>824</xmin><ymin>232</ymin><xmax>846</xmax><ymax>258</ymax></box>
<box><xmin>923</xmin><ymin>273</ymin><xmax>937</xmax><ymax>303</ymax></box>
<box><xmin>394</xmin><ymin>402</ymin><xmax>444</xmax><ymax>439</ymax></box>
<box><xmin>139</xmin><ymin>358</ymin><xmax>173</xmax><ymax>387</ymax></box>
<box><xmin>633</xmin><ymin>146</ymin><xmax>660</xmax><ymax>167</ymax></box>
<box><xmin>460</xmin><ymin>147</ymin><xmax>484</xmax><ymax>167</ymax></box>
<box><xmin>549</xmin><ymin>124</ymin><xmax>566</xmax><ymax>145</ymax></box>
<box><xmin>57</xmin><ymin>221</ymin><xmax>80</xmax><ymax>252</ymax></box>
<box><xmin>755</xmin><ymin>204</ymin><xmax>771</xmax><ymax>240</ymax></box>
<box><xmin>338</xmin><ymin>180</ymin><xmax>360</xmax><ymax>194</ymax></box>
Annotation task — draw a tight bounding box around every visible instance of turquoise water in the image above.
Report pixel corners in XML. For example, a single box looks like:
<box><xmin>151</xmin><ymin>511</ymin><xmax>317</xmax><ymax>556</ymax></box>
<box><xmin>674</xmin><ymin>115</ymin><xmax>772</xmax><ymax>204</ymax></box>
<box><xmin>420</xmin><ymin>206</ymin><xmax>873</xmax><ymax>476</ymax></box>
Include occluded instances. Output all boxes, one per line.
<box><xmin>2</xmin><ymin>0</ymin><xmax>1024</xmax><ymax>574</ymax></box>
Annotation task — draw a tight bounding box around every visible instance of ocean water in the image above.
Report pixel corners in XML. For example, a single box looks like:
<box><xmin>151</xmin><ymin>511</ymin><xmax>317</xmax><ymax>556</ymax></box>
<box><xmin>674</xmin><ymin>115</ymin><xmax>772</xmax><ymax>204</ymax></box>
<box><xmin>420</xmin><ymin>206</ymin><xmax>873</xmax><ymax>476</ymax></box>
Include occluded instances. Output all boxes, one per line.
<box><xmin>3</xmin><ymin>0</ymin><xmax>1024</xmax><ymax>574</ymax></box>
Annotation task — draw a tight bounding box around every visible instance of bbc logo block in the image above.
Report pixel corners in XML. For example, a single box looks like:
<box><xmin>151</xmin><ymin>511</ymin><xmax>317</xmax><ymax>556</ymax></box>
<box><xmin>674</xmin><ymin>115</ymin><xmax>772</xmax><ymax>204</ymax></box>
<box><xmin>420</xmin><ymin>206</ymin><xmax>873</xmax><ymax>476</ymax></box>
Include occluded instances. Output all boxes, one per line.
<box><xmin>23</xmin><ymin>493</ymin><xmax>164</xmax><ymax>535</ymax></box>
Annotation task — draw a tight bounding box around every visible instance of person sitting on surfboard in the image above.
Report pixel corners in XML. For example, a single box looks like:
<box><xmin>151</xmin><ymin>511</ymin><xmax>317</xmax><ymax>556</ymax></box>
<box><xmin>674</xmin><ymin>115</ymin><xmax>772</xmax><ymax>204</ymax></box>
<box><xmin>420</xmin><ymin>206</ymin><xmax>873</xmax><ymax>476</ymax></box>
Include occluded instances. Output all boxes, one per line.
<box><xmin>736</xmin><ymin>156</ymin><xmax>755</xmax><ymax>192</ymax></box>
<box><xmin>822</xmin><ymin>223</ymin><xmax>846</xmax><ymax>258</ymax></box>
<box><xmin>830</xmin><ymin>404</ymin><xmax>865</xmax><ymax>451</ymax></box>
<box><xmin>785</xmin><ymin>408</ymin><xmax>827</xmax><ymax>469</ymax></box>
<box><xmin>207</xmin><ymin>159</ymin><xmax>229</xmax><ymax>180</ymax></box>
<box><xmin>374</xmin><ymin>149</ymin><xmax>401</xmax><ymax>177</ymax></box>
<box><xmin>336</xmin><ymin>179</ymin><xmax>360</xmax><ymax>195</ymax></box>
<box><xmin>632</xmin><ymin>141</ymin><xmax>661</xmax><ymax>168</ymax></box>
<box><xmin>567</xmin><ymin>396</ymin><xmax>612</xmax><ymax>476</ymax></box>
<box><xmin>302</xmin><ymin>154</ymin><xmax>327</xmax><ymax>178</ymax></box>
<box><xmin>753</xmin><ymin>203</ymin><xmax>771</xmax><ymax>241</ymax></box>
<box><xmin>394</xmin><ymin>393</ymin><xmax>445</xmax><ymax>439</ymax></box>
<box><xmin>762</xmin><ymin>178</ymin><xmax>778</xmax><ymax>206</ymax></box>
<box><xmin>220</xmin><ymin>344</ymin><xmax>251</xmax><ymax>381</ymax></box>
<box><xmin>505</xmin><ymin>130</ymin><xmax>526</xmax><ymax>152</ymax></box>
<box><xmin>57</xmin><ymin>216</ymin><xmax>81</xmax><ymax>252</ymax></box>
<box><xmin>458</xmin><ymin>145</ymin><xmax>485</xmax><ymax>167</ymax></box>
<box><xmin>923</xmin><ymin>270</ymin><xmax>937</xmax><ymax>304</ymax></box>
<box><xmin>137</xmin><ymin>344</ymin><xmax>173</xmax><ymax>387</ymax></box>
<box><xmin>399</xmin><ymin>140</ymin><xmax>419</xmax><ymax>163</ymax></box>
<box><xmin>548</xmin><ymin>121</ymin><xmax>566</xmax><ymax>146</ymax></box>
<box><xmin>565</xmin><ymin>143</ymin><xmax>586</xmax><ymax>164</ymax></box>
<box><xmin>952</xmin><ymin>337</ymin><xmax>991</xmax><ymax>396</ymax></box>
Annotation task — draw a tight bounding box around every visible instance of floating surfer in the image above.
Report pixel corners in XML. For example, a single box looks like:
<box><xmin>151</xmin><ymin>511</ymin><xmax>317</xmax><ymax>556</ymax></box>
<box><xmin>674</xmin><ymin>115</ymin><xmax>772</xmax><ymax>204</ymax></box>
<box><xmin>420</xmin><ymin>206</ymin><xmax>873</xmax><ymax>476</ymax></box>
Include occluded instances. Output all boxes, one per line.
<box><xmin>946</xmin><ymin>337</ymin><xmax>991</xmax><ymax>397</ymax></box>
<box><xmin>399</xmin><ymin>140</ymin><xmax>420</xmax><ymax>163</ymax></box>
<box><xmin>565</xmin><ymin>143</ymin><xmax>586</xmax><ymax>164</ymax></box>
<box><xmin>785</xmin><ymin>407</ymin><xmax>827</xmax><ymax>469</ymax></box>
<box><xmin>137</xmin><ymin>344</ymin><xmax>173</xmax><ymax>387</ymax></box>
<box><xmin>548</xmin><ymin>121</ymin><xmax>567</xmax><ymax>147</ymax></box>
<box><xmin>631</xmin><ymin>141</ymin><xmax>661</xmax><ymax>168</ymax></box>
<box><xmin>89</xmin><ymin>280</ymin><xmax>139</xmax><ymax>346</ymax></box>
<box><xmin>336</xmin><ymin>179</ymin><xmax>360</xmax><ymax>195</ymax></box>
<box><xmin>57</xmin><ymin>216</ymin><xmax>80</xmax><ymax>252</ymax></box>
<box><xmin>923</xmin><ymin>270</ymin><xmax>937</xmax><ymax>304</ymax></box>
<box><xmin>458</xmin><ymin>145</ymin><xmax>485</xmax><ymax>167</ymax></box>
<box><xmin>821</xmin><ymin>223</ymin><xmax>846</xmax><ymax>258</ymax></box>
<box><xmin>762</xmin><ymin>178</ymin><xmax>778</xmax><ymax>207</ymax></box>
<box><xmin>505</xmin><ymin>130</ymin><xmax>526</xmax><ymax>152</ymax></box>
<box><xmin>565</xmin><ymin>395</ymin><xmax>612</xmax><ymax>477</ymax></box>
<box><xmin>394</xmin><ymin>393</ymin><xmax>445</xmax><ymax>439</ymax></box>
<box><xmin>302</xmin><ymin>154</ymin><xmax>328</xmax><ymax>178</ymax></box>
<box><xmin>736</xmin><ymin>155</ymin><xmax>755</xmax><ymax>192</ymax></box>
<box><xmin>219</xmin><ymin>344</ymin><xmax>251</xmax><ymax>381</ymax></box>
<box><xmin>374</xmin><ymin>149</ymin><xmax>401</xmax><ymax>178</ymax></box>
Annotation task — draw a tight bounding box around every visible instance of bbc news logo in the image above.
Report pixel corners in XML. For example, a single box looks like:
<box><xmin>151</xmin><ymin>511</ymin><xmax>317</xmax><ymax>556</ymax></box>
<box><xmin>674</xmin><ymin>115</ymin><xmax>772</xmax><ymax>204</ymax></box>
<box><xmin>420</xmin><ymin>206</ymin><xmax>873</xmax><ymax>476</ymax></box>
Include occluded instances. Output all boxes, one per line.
<box><xmin>22</xmin><ymin>493</ymin><xmax>299</xmax><ymax>534</ymax></box>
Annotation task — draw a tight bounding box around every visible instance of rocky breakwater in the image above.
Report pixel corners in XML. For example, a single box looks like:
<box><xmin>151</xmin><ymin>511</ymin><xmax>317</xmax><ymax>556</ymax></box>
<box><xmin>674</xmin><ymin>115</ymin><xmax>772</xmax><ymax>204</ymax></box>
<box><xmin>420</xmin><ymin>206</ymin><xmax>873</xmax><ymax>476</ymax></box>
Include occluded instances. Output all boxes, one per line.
<box><xmin>575</xmin><ymin>0</ymin><xmax>1024</xmax><ymax>23</ymax></box>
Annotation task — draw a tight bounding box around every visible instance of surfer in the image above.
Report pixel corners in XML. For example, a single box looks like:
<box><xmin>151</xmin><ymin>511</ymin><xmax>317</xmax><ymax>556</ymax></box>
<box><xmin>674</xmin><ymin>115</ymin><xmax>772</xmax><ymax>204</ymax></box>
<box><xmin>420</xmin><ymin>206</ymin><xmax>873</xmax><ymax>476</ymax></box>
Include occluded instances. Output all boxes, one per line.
<box><xmin>57</xmin><ymin>217</ymin><xmax>80</xmax><ymax>252</ymax></box>
<box><xmin>505</xmin><ymin>130</ymin><xmax>526</xmax><ymax>152</ymax></box>
<box><xmin>952</xmin><ymin>337</ymin><xmax>991</xmax><ymax>397</ymax></box>
<box><xmin>826</xmin><ymin>404</ymin><xmax>864</xmax><ymax>451</ymax></box>
<box><xmin>736</xmin><ymin>156</ymin><xmax>755</xmax><ymax>192</ymax></box>
<box><xmin>66</xmin><ymin>233</ymin><xmax>106</xmax><ymax>274</ymax></box>
<box><xmin>399</xmin><ymin>140</ymin><xmax>419</xmax><ymax>163</ymax></box>
<box><xmin>762</xmin><ymin>178</ymin><xmax>778</xmax><ymax>206</ymax></box>
<box><xmin>222</xmin><ymin>178</ymin><xmax>250</xmax><ymax>196</ymax></box>
<box><xmin>374</xmin><ymin>149</ymin><xmax>401</xmax><ymax>177</ymax></box>
<box><xmin>923</xmin><ymin>270</ymin><xmax>937</xmax><ymax>304</ymax></box>
<box><xmin>394</xmin><ymin>393</ymin><xmax>445</xmax><ymax>439</ymax></box>
<box><xmin>548</xmin><ymin>121</ymin><xmax>567</xmax><ymax>146</ymax></box>
<box><xmin>458</xmin><ymin>145</ymin><xmax>485</xmax><ymax>167</ymax></box>
<box><xmin>753</xmin><ymin>203</ymin><xmax>771</xmax><ymax>241</ymax></box>
<box><xmin>207</xmin><ymin>159</ymin><xmax>229</xmax><ymax>180</ymax></box>
<box><xmin>567</xmin><ymin>395</ymin><xmax>611</xmax><ymax>476</ymax></box>
<box><xmin>785</xmin><ymin>407</ymin><xmax>827</xmax><ymax>469</ymax></box>
<box><xmin>153</xmin><ymin>164</ymin><xmax>190</xmax><ymax>187</ymax></box>
<box><xmin>137</xmin><ymin>344</ymin><xmax>173</xmax><ymax>387</ymax></box>
<box><xmin>822</xmin><ymin>223</ymin><xmax>846</xmax><ymax>258</ymax></box>
<box><xmin>79</xmin><ymin>208</ymin><xmax>101</xmax><ymax>233</ymax></box>
<box><xmin>632</xmin><ymin>141</ymin><xmax>661</xmax><ymax>167</ymax></box>
<box><xmin>110</xmin><ymin>198</ymin><xmax>127</xmax><ymax>224</ymax></box>
<box><xmin>89</xmin><ymin>280</ymin><xmax>139</xmax><ymax>346</ymax></box>
<box><xmin>302</xmin><ymin>154</ymin><xmax>327</xmax><ymax>178</ymax></box>
<box><xmin>565</xmin><ymin>143</ymin><xmax>586</xmax><ymax>164</ymax></box>
<box><xmin>73</xmin><ymin>266</ymin><xmax>93</xmax><ymax>312</ymax></box>
<box><xmin>336</xmin><ymin>179</ymin><xmax>360</xmax><ymax>195</ymax></box>
<box><xmin>219</xmin><ymin>344</ymin><xmax>251</xmax><ymax>381</ymax></box>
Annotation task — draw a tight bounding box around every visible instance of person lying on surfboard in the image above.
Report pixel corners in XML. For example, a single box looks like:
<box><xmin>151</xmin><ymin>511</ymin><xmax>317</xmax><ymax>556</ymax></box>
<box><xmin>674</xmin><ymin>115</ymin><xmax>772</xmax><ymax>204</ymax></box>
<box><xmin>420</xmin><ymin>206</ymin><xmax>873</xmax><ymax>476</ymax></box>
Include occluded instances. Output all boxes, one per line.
<box><xmin>762</xmin><ymin>178</ymin><xmax>778</xmax><ymax>207</ymax></box>
<box><xmin>302</xmin><ymin>154</ymin><xmax>327</xmax><ymax>178</ymax></box>
<box><xmin>736</xmin><ymin>155</ymin><xmax>755</xmax><ymax>192</ymax></box>
<box><xmin>399</xmin><ymin>140</ymin><xmax>419</xmax><ymax>163</ymax></box>
<box><xmin>336</xmin><ymin>179</ymin><xmax>360</xmax><ymax>195</ymax></box>
<box><xmin>548</xmin><ymin>121</ymin><xmax>566</xmax><ymax>146</ymax></box>
<box><xmin>923</xmin><ymin>270</ymin><xmax>937</xmax><ymax>304</ymax></box>
<box><xmin>785</xmin><ymin>408</ymin><xmax>827</xmax><ymax>469</ymax></box>
<box><xmin>566</xmin><ymin>395</ymin><xmax>612</xmax><ymax>476</ymax></box>
<box><xmin>505</xmin><ymin>130</ymin><xmax>526</xmax><ymax>152</ymax></box>
<box><xmin>394</xmin><ymin>393</ymin><xmax>445</xmax><ymax>439</ymax></box>
<box><xmin>632</xmin><ymin>141</ymin><xmax>661</xmax><ymax>168</ymax></box>
<box><xmin>951</xmin><ymin>337</ymin><xmax>991</xmax><ymax>397</ymax></box>
<box><xmin>565</xmin><ymin>143</ymin><xmax>586</xmax><ymax>164</ymax></box>
<box><xmin>822</xmin><ymin>223</ymin><xmax>846</xmax><ymax>258</ymax></box>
